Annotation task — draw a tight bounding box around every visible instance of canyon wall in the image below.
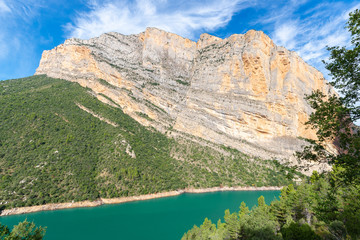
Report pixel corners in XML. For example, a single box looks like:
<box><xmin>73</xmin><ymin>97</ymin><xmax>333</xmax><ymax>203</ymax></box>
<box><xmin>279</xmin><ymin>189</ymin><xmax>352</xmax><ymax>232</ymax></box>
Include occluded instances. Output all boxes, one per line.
<box><xmin>35</xmin><ymin>28</ymin><xmax>334</xmax><ymax>163</ymax></box>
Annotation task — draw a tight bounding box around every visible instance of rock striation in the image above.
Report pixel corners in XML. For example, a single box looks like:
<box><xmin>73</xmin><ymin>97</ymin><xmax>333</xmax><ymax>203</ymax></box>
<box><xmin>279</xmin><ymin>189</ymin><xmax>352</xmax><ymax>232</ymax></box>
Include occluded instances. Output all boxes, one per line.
<box><xmin>35</xmin><ymin>28</ymin><xmax>334</xmax><ymax>163</ymax></box>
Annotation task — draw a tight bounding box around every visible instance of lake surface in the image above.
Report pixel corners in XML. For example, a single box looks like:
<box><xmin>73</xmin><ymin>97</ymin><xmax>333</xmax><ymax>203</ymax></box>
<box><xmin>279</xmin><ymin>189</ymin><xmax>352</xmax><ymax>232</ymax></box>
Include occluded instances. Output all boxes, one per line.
<box><xmin>0</xmin><ymin>190</ymin><xmax>280</xmax><ymax>240</ymax></box>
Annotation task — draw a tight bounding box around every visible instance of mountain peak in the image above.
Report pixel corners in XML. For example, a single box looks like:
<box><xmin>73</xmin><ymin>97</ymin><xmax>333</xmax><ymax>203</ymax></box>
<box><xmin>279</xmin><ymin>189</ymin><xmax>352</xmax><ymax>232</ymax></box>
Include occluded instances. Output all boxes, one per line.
<box><xmin>35</xmin><ymin>28</ymin><xmax>334</xmax><ymax>170</ymax></box>
<box><xmin>197</xmin><ymin>33</ymin><xmax>222</xmax><ymax>48</ymax></box>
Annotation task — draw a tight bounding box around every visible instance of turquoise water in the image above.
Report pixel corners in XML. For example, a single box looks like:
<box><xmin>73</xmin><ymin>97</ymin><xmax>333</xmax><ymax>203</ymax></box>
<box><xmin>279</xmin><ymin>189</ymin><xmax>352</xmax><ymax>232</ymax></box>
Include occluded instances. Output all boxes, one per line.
<box><xmin>0</xmin><ymin>190</ymin><xmax>279</xmax><ymax>240</ymax></box>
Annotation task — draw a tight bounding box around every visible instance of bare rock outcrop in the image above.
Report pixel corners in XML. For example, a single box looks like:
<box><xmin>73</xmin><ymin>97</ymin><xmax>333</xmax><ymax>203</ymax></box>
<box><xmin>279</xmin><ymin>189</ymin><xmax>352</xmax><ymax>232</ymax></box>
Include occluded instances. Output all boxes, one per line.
<box><xmin>35</xmin><ymin>27</ymin><xmax>334</xmax><ymax>164</ymax></box>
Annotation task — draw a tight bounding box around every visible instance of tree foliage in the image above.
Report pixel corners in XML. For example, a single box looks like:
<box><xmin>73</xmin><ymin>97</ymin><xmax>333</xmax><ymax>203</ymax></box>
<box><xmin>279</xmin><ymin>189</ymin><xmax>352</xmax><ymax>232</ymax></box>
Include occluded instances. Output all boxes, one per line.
<box><xmin>296</xmin><ymin>9</ymin><xmax>360</xmax><ymax>183</ymax></box>
<box><xmin>183</xmin><ymin>176</ymin><xmax>360</xmax><ymax>239</ymax></box>
<box><xmin>0</xmin><ymin>220</ymin><xmax>45</xmax><ymax>240</ymax></box>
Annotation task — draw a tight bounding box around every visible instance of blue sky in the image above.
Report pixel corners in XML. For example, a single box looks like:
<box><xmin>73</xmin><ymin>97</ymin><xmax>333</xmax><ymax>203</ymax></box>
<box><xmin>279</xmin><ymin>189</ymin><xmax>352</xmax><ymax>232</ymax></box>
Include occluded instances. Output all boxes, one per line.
<box><xmin>0</xmin><ymin>0</ymin><xmax>359</xmax><ymax>81</ymax></box>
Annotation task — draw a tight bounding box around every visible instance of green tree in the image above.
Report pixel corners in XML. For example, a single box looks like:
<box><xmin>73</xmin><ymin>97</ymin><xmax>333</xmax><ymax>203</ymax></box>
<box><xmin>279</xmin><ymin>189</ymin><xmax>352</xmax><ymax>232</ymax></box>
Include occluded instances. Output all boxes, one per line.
<box><xmin>0</xmin><ymin>223</ymin><xmax>10</xmax><ymax>240</ymax></box>
<box><xmin>281</xmin><ymin>222</ymin><xmax>320</xmax><ymax>240</ymax></box>
<box><xmin>296</xmin><ymin>9</ymin><xmax>360</xmax><ymax>184</ymax></box>
<box><xmin>239</xmin><ymin>196</ymin><xmax>280</xmax><ymax>240</ymax></box>
<box><xmin>328</xmin><ymin>220</ymin><xmax>348</xmax><ymax>240</ymax></box>
<box><xmin>0</xmin><ymin>220</ymin><xmax>45</xmax><ymax>240</ymax></box>
<box><xmin>258</xmin><ymin>195</ymin><xmax>266</xmax><ymax>207</ymax></box>
<box><xmin>239</xmin><ymin>201</ymin><xmax>249</xmax><ymax>218</ymax></box>
<box><xmin>224</xmin><ymin>209</ymin><xmax>239</xmax><ymax>239</ymax></box>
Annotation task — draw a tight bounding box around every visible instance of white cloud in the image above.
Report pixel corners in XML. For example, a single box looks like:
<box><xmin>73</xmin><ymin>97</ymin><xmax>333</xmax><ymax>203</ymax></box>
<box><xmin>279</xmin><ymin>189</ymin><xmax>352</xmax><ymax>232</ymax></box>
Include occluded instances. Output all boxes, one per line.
<box><xmin>0</xmin><ymin>0</ymin><xmax>11</xmax><ymax>60</ymax></box>
<box><xmin>0</xmin><ymin>33</ymin><xmax>9</xmax><ymax>59</ymax></box>
<box><xmin>65</xmin><ymin>0</ymin><xmax>255</xmax><ymax>40</ymax></box>
<box><xmin>0</xmin><ymin>0</ymin><xmax>10</xmax><ymax>13</ymax></box>
<box><xmin>273</xmin><ymin>22</ymin><xmax>299</xmax><ymax>49</ymax></box>
<box><xmin>255</xmin><ymin>1</ymin><xmax>359</xmax><ymax>80</ymax></box>
<box><xmin>0</xmin><ymin>0</ymin><xmax>44</xmax><ymax>79</ymax></box>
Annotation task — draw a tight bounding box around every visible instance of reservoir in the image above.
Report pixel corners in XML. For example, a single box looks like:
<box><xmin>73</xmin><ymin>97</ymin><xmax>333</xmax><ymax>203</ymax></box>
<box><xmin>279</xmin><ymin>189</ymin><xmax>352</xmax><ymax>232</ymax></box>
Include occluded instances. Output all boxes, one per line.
<box><xmin>0</xmin><ymin>190</ymin><xmax>280</xmax><ymax>239</ymax></box>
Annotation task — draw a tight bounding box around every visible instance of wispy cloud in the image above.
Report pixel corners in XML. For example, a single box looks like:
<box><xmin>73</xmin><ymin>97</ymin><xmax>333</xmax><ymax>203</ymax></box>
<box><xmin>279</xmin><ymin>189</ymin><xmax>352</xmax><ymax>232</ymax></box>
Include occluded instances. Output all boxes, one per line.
<box><xmin>0</xmin><ymin>33</ymin><xmax>9</xmax><ymax>59</ymax></box>
<box><xmin>259</xmin><ymin>1</ymin><xmax>360</xmax><ymax>77</ymax></box>
<box><xmin>65</xmin><ymin>0</ymin><xmax>359</xmax><ymax>76</ymax></box>
<box><xmin>273</xmin><ymin>21</ymin><xmax>299</xmax><ymax>49</ymax></box>
<box><xmin>65</xmin><ymin>0</ymin><xmax>256</xmax><ymax>40</ymax></box>
<box><xmin>0</xmin><ymin>0</ymin><xmax>10</xmax><ymax>13</ymax></box>
<box><xmin>1</xmin><ymin>0</ymin><xmax>358</xmax><ymax>81</ymax></box>
<box><xmin>0</xmin><ymin>0</ymin><xmax>45</xmax><ymax>79</ymax></box>
<box><xmin>0</xmin><ymin>0</ymin><xmax>12</xmax><ymax>60</ymax></box>
<box><xmin>1</xmin><ymin>0</ymin><xmax>50</xmax><ymax>19</ymax></box>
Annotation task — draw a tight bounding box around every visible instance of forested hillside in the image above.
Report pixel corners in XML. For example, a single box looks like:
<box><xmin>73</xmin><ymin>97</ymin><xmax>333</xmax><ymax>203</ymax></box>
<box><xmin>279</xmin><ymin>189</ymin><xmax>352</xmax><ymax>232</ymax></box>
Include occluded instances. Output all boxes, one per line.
<box><xmin>0</xmin><ymin>75</ymin><xmax>295</xmax><ymax>209</ymax></box>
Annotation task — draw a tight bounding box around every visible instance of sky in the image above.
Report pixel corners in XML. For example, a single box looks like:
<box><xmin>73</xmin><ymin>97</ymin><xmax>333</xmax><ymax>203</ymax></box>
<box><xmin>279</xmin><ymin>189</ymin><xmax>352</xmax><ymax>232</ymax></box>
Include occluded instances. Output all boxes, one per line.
<box><xmin>0</xmin><ymin>0</ymin><xmax>359</xmax><ymax>81</ymax></box>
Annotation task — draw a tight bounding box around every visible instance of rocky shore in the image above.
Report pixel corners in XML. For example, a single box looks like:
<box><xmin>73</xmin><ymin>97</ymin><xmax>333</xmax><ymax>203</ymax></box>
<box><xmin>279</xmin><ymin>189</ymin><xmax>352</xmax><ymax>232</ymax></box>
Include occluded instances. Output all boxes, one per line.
<box><xmin>0</xmin><ymin>186</ymin><xmax>283</xmax><ymax>216</ymax></box>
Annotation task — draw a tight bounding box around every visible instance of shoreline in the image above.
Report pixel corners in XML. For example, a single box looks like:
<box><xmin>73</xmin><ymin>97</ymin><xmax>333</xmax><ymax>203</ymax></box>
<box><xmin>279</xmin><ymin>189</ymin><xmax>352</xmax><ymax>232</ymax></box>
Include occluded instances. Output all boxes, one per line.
<box><xmin>0</xmin><ymin>186</ymin><xmax>283</xmax><ymax>216</ymax></box>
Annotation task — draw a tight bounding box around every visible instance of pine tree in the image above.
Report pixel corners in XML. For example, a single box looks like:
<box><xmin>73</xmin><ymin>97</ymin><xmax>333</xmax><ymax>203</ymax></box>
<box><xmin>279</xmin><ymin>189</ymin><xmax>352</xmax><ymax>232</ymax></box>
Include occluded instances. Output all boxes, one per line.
<box><xmin>239</xmin><ymin>201</ymin><xmax>249</xmax><ymax>218</ymax></box>
<box><xmin>0</xmin><ymin>220</ymin><xmax>45</xmax><ymax>240</ymax></box>
<box><xmin>224</xmin><ymin>209</ymin><xmax>239</xmax><ymax>240</ymax></box>
<box><xmin>0</xmin><ymin>223</ymin><xmax>10</xmax><ymax>239</ymax></box>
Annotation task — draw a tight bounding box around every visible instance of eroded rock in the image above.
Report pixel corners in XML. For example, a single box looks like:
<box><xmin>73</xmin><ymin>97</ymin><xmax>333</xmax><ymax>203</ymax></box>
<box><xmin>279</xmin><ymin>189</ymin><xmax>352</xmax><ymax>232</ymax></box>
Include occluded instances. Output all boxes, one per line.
<box><xmin>35</xmin><ymin>28</ymin><xmax>334</xmax><ymax>163</ymax></box>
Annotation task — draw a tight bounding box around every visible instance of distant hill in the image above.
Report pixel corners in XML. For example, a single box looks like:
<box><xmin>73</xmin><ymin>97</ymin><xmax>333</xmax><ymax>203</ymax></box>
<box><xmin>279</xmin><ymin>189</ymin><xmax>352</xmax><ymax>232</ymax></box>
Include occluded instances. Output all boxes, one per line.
<box><xmin>0</xmin><ymin>75</ymin><xmax>294</xmax><ymax>209</ymax></box>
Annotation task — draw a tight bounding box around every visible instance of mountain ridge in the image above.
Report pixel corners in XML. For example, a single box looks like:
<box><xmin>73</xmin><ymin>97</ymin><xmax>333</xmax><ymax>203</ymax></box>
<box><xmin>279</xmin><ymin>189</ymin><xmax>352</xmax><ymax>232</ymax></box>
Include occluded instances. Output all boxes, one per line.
<box><xmin>35</xmin><ymin>27</ymin><xmax>335</xmax><ymax>167</ymax></box>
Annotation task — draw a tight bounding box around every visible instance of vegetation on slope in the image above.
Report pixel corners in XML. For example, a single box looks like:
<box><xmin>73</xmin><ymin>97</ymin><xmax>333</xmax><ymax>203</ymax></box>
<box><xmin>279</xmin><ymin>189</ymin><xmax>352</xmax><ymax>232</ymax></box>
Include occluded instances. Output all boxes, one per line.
<box><xmin>0</xmin><ymin>75</ymin><xmax>295</xmax><ymax>209</ymax></box>
<box><xmin>183</xmin><ymin>9</ymin><xmax>360</xmax><ymax>240</ymax></box>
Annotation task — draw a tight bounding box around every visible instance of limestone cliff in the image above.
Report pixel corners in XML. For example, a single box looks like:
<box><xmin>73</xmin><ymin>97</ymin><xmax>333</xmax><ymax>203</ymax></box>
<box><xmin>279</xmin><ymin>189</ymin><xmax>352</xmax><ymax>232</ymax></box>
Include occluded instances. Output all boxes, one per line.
<box><xmin>35</xmin><ymin>27</ymin><xmax>334</xmax><ymax>165</ymax></box>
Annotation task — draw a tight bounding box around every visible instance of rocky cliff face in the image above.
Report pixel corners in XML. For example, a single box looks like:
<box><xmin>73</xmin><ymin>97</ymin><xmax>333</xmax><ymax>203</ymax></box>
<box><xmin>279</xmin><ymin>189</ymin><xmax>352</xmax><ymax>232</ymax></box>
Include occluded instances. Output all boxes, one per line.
<box><xmin>35</xmin><ymin>28</ymin><xmax>334</xmax><ymax>164</ymax></box>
